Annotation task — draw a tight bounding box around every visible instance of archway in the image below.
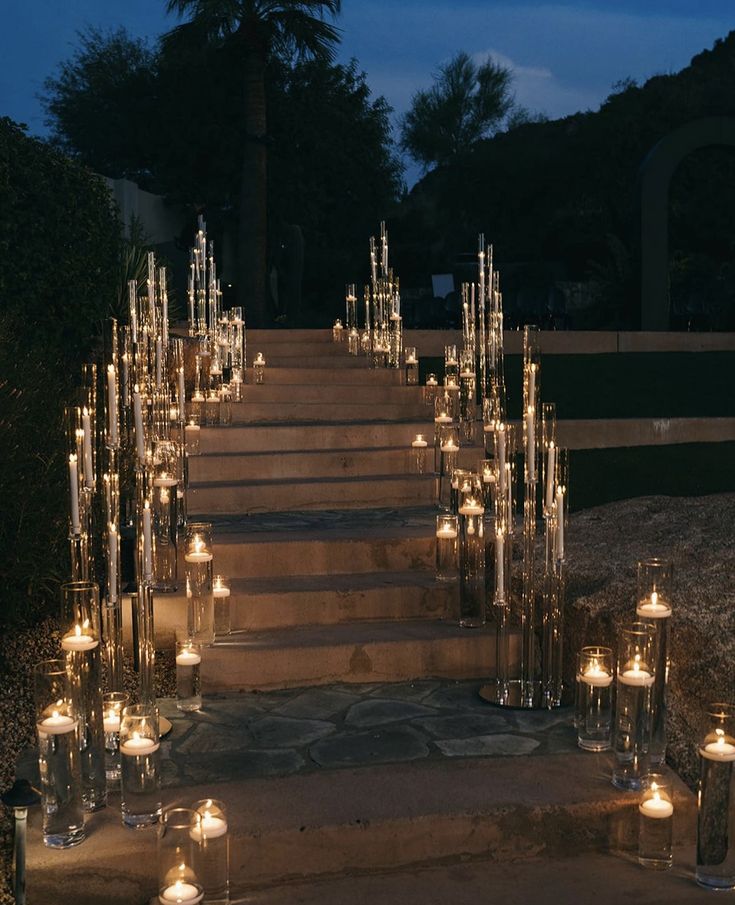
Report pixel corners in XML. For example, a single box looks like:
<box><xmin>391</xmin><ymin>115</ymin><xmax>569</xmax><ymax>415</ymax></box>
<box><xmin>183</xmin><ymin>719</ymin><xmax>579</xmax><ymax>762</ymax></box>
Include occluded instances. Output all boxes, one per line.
<box><xmin>640</xmin><ymin>116</ymin><xmax>735</xmax><ymax>330</ymax></box>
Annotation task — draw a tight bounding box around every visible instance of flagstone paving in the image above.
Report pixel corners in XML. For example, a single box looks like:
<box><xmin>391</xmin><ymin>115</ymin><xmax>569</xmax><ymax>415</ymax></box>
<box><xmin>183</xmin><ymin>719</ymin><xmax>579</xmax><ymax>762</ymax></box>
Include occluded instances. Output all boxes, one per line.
<box><xmin>147</xmin><ymin>680</ymin><xmax>575</xmax><ymax>789</ymax></box>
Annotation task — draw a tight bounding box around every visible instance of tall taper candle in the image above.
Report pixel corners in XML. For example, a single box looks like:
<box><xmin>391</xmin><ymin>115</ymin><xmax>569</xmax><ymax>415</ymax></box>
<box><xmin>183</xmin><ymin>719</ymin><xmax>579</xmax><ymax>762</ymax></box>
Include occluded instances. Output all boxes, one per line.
<box><xmin>107</xmin><ymin>365</ymin><xmax>118</xmax><ymax>446</ymax></box>
<box><xmin>69</xmin><ymin>454</ymin><xmax>81</xmax><ymax>534</ymax></box>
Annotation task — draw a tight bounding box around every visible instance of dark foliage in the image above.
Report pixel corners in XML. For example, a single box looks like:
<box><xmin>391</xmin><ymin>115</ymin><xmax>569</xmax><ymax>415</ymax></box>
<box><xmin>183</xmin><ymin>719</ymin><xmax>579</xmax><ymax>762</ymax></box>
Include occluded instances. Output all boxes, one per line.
<box><xmin>0</xmin><ymin>118</ymin><xmax>121</xmax><ymax>627</ymax></box>
<box><xmin>393</xmin><ymin>32</ymin><xmax>735</xmax><ymax>329</ymax></box>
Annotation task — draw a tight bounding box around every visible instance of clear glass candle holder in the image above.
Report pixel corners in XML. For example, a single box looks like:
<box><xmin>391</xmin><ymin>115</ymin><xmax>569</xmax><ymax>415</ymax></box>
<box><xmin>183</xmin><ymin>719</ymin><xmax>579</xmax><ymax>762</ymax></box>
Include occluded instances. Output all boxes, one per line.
<box><xmin>333</xmin><ymin>319</ymin><xmax>344</xmax><ymax>342</ymax></box>
<box><xmin>437</xmin><ymin>425</ymin><xmax>460</xmax><ymax>512</ymax></box>
<box><xmin>205</xmin><ymin>390</ymin><xmax>221</xmax><ymax>427</ymax></box>
<box><xmin>191</xmin><ymin>799</ymin><xmax>230</xmax><ymax>904</ymax></box>
<box><xmin>158</xmin><ymin>808</ymin><xmax>204</xmax><ymax>905</ymax></box>
<box><xmin>612</xmin><ymin>622</ymin><xmax>655</xmax><ymax>791</ymax></box>
<box><xmin>213</xmin><ymin>574</ymin><xmax>231</xmax><ymax>637</ymax></box>
<box><xmin>152</xmin><ymin>441</ymin><xmax>179</xmax><ymax>592</ymax></box>
<box><xmin>176</xmin><ymin>640</ymin><xmax>202</xmax><ymax>712</ymax></box>
<box><xmin>697</xmin><ymin>703</ymin><xmax>735</xmax><ymax>890</ymax></box>
<box><xmin>185</xmin><ymin>417</ymin><xmax>201</xmax><ymax>456</ymax></box>
<box><xmin>575</xmin><ymin>646</ymin><xmax>613</xmax><ymax>751</ymax></box>
<box><xmin>219</xmin><ymin>385</ymin><xmax>232</xmax><ymax>427</ymax></box>
<box><xmin>412</xmin><ymin>434</ymin><xmax>428</xmax><ymax>474</ymax></box>
<box><xmin>254</xmin><ymin>354</ymin><xmax>266</xmax><ymax>383</ymax></box>
<box><xmin>435</xmin><ymin>515</ymin><xmax>459</xmax><ymax>582</ymax></box>
<box><xmin>423</xmin><ymin>374</ymin><xmax>438</xmax><ymax>407</ymax></box>
<box><xmin>404</xmin><ymin>347</ymin><xmax>418</xmax><ymax>385</ymax></box>
<box><xmin>61</xmin><ymin>580</ymin><xmax>106</xmax><ymax>813</ymax></box>
<box><xmin>636</xmin><ymin>559</ymin><xmax>673</xmax><ymax>767</ymax></box>
<box><xmin>457</xmin><ymin>474</ymin><xmax>485</xmax><ymax>628</ymax></box>
<box><xmin>639</xmin><ymin>773</ymin><xmax>673</xmax><ymax>870</ymax></box>
<box><xmin>120</xmin><ymin>704</ymin><xmax>161</xmax><ymax>828</ymax></box>
<box><xmin>185</xmin><ymin>523</ymin><xmax>215</xmax><ymax>645</ymax></box>
<box><xmin>444</xmin><ymin>345</ymin><xmax>458</xmax><ymax>381</ymax></box>
<box><xmin>102</xmin><ymin>691</ymin><xmax>128</xmax><ymax>784</ymax></box>
<box><xmin>34</xmin><ymin>659</ymin><xmax>86</xmax><ymax>849</ymax></box>
<box><xmin>480</xmin><ymin>458</ymin><xmax>496</xmax><ymax>508</ymax></box>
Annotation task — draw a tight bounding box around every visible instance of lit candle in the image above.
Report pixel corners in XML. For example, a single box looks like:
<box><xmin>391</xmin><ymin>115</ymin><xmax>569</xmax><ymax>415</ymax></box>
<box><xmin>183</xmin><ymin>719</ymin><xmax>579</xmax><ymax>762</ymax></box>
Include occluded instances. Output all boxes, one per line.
<box><xmin>459</xmin><ymin>500</ymin><xmax>484</xmax><ymax>516</ymax></box>
<box><xmin>482</xmin><ymin>465</ymin><xmax>494</xmax><ymax>484</ymax></box>
<box><xmin>133</xmin><ymin>385</ymin><xmax>145</xmax><ymax>464</ymax></box>
<box><xmin>185</xmin><ymin>536</ymin><xmax>213</xmax><ymax>563</ymax></box>
<box><xmin>620</xmin><ymin>656</ymin><xmax>654</xmax><ymax>687</ymax></box>
<box><xmin>495</xmin><ymin>529</ymin><xmax>505</xmax><ymax>599</ymax></box>
<box><xmin>434</xmin><ymin>413</ymin><xmax>453</xmax><ymax>424</ymax></box>
<box><xmin>702</xmin><ymin>728</ymin><xmax>735</xmax><ymax>761</ymax></box>
<box><xmin>154</xmin><ymin>473</ymin><xmax>178</xmax><ymax>488</ymax></box>
<box><xmin>440</xmin><ymin>439</ymin><xmax>458</xmax><ymax>453</ymax></box>
<box><xmin>121</xmin><ymin>731</ymin><xmax>159</xmax><ymax>756</ymax></box>
<box><xmin>103</xmin><ymin>709</ymin><xmax>121</xmax><ymax>733</ymax></box>
<box><xmin>121</xmin><ymin>353</ymin><xmax>129</xmax><ymax>406</ymax></box>
<box><xmin>412</xmin><ymin>435</ymin><xmax>428</xmax><ymax>448</ymax></box>
<box><xmin>255</xmin><ymin>353</ymin><xmax>265</xmax><ymax>365</ymax></box>
<box><xmin>528</xmin><ymin>362</ymin><xmax>536</xmax><ymax>407</ymax></box>
<box><xmin>580</xmin><ymin>660</ymin><xmax>613</xmax><ymax>687</ymax></box>
<box><xmin>185</xmin><ymin>422</ymin><xmax>201</xmax><ymax>438</ymax></box>
<box><xmin>213</xmin><ymin>577</ymin><xmax>230</xmax><ymax>598</ymax></box>
<box><xmin>426</xmin><ymin>376</ymin><xmax>438</xmax><ymax>387</ymax></box>
<box><xmin>555</xmin><ymin>486</ymin><xmax>565</xmax><ymax>560</ymax></box>
<box><xmin>639</xmin><ymin>786</ymin><xmax>674</xmax><ymax>819</ymax></box>
<box><xmin>436</xmin><ymin>524</ymin><xmax>458</xmax><ymax>539</ymax></box>
<box><xmin>190</xmin><ymin>810</ymin><xmax>228</xmax><ymax>842</ymax></box>
<box><xmin>61</xmin><ymin>623</ymin><xmax>98</xmax><ymax>652</ymax></box>
<box><xmin>82</xmin><ymin>407</ymin><xmax>94</xmax><ymax>488</ymax></box>
<box><xmin>69</xmin><ymin>454</ymin><xmax>81</xmax><ymax>534</ymax></box>
<box><xmin>636</xmin><ymin>591</ymin><xmax>672</xmax><ymax>619</ymax></box>
<box><xmin>143</xmin><ymin>501</ymin><xmax>153</xmax><ymax>578</ymax></box>
<box><xmin>176</xmin><ymin>647</ymin><xmax>202</xmax><ymax>667</ymax></box>
<box><xmin>107</xmin><ymin>365</ymin><xmax>118</xmax><ymax>446</ymax></box>
<box><xmin>38</xmin><ymin>711</ymin><xmax>76</xmax><ymax>735</ymax></box>
<box><xmin>545</xmin><ymin>442</ymin><xmax>556</xmax><ymax>512</ymax></box>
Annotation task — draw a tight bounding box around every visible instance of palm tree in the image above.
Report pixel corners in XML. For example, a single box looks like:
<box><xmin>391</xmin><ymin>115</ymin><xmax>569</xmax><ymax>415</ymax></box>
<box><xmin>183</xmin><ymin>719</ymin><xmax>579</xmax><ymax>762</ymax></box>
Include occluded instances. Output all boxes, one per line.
<box><xmin>165</xmin><ymin>0</ymin><xmax>341</xmax><ymax>326</ymax></box>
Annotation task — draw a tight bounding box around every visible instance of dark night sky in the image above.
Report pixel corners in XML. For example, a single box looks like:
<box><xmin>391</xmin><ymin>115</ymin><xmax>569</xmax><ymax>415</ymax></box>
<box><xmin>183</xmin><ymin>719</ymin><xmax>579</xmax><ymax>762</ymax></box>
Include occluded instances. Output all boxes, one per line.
<box><xmin>1</xmin><ymin>0</ymin><xmax>734</xmax><ymax>183</ymax></box>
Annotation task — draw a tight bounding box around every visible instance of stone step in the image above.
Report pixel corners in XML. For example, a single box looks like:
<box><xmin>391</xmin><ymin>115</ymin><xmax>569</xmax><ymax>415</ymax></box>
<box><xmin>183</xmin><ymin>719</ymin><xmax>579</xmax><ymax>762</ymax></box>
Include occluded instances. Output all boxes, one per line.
<box><xmin>243</xmin><ymin>366</ymin><xmax>403</xmax><ymax>385</ymax></box>
<box><xmin>240</xmin><ymin>850</ymin><xmax>711</xmax><ymax>905</ymax></box>
<box><xmin>200</xmin><ymin>620</ymin><xmax>502</xmax><ymax>691</ymax></box>
<box><xmin>189</xmin><ymin>473</ymin><xmax>436</xmax><ymax>514</ymax></box>
<box><xmin>253</xmin><ymin>354</ymin><xmax>374</xmax><ymax>369</ymax></box>
<box><xmin>189</xmin><ymin>447</ymin><xmax>420</xmax><ymax>482</ymax></box>
<box><xmin>236</xmin><ymin>384</ymin><xmax>421</xmax><ymax>404</ymax></box>
<box><xmin>125</xmin><ymin>572</ymin><xmax>456</xmax><ymax>645</ymax></box>
<box><xmin>199</xmin><ymin>509</ymin><xmax>437</xmax><ymax>579</ymax></box>
<box><xmin>24</xmin><ymin>721</ymin><xmax>697</xmax><ymax>905</ymax></box>
<box><xmin>229</xmin><ymin>400</ymin><xmax>429</xmax><ymax>423</ymax></box>
<box><xmin>200</xmin><ymin>421</ymin><xmax>433</xmax><ymax>454</ymax></box>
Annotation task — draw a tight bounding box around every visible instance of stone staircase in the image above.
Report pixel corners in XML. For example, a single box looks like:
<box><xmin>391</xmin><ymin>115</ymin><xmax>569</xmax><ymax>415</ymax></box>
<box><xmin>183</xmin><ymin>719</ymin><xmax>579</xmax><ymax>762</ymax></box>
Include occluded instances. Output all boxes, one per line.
<box><xmin>183</xmin><ymin>329</ymin><xmax>497</xmax><ymax>692</ymax></box>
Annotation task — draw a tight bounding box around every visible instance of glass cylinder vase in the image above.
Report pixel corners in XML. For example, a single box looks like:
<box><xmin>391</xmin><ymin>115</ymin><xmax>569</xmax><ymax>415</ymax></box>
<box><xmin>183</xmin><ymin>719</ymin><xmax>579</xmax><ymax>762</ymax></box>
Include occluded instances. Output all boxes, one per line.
<box><xmin>458</xmin><ymin>474</ymin><xmax>485</xmax><ymax>627</ymax></box>
<box><xmin>176</xmin><ymin>640</ymin><xmax>202</xmax><ymax>712</ymax></box>
<box><xmin>103</xmin><ymin>691</ymin><xmax>127</xmax><ymax>784</ymax></box>
<box><xmin>191</xmin><ymin>799</ymin><xmax>230</xmax><ymax>905</ymax></box>
<box><xmin>639</xmin><ymin>773</ymin><xmax>674</xmax><ymax>870</ymax></box>
<box><xmin>696</xmin><ymin>703</ymin><xmax>735</xmax><ymax>890</ymax></box>
<box><xmin>152</xmin><ymin>440</ymin><xmax>179</xmax><ymax>592</ymax></box>
<box><xmin>60</xmin><ymin>581</ymin><xmax>106</xmax><ymax>813</ymax></box>
<box><xmin>158</xmin><ymin>808</ymin><xmax>204</xmax><ymax>905</ymax></box>
<box><xmin>185</xmin><ymin>523</ymin><xmax>215</xmax><ymax>645</ymax></box>
<box><xmin>636</xmin><ymin>559</ymin><xmax>673</xmax><ymax>767</ymax></box>
<box><xmin>34</xmin><ymin>659</ymin><xmax>86</xmax><ymax>849</ymax></box>
<box><xmin>575</xmin><ymin>646</ymin><xmax>613</xmax><ymax>751</ymax></box>
<box><xmin>612</xmin><ymin>622</ymin><xmax>655</xmax><ymax>791</ymax></box>
<box><xmin>120</xmin><ymin>703</ymin><xmax>161</xmax><ymax>828</ymax></box>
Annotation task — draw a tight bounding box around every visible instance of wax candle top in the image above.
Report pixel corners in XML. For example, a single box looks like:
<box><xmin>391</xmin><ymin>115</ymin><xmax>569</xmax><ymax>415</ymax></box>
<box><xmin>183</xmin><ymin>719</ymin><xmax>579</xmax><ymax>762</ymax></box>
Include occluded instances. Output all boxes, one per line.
<box><xmin>121</xmin><ymin>731</ymin><xmax>159</xmax><ymax>755</ymax></box>
<box><xmin>190</xmin><ymin>810</ymin><xmax>228</xmax><ymax>841</ymax></box>
<box><xmin>436</xmin><ymin>526</ymin><xmax>458</xmax><ymax>539</ymax></box>
<box><xmin>185</xmin><ymin>422</ymin><xmax>201</xmax><ymax>432</ymax></box>
<box><xmin>412</xmin><ymin>435</ymin><xmax>428</xmax><ymax>448</ymax></box>
<box><xmin>176</xmin><ymin>648</ymin><xmax>202</xmax><ymax>667</ymax></box>
<box><xmin>619</xmin><ymin>656</ymin><xmax>654</xmax><ymax>686</ymax></box>
<box><xmin>159</xmin><ymin>880</ymin><xmax>202</xmax><ymax>905</ymax></box>
<box><xmin>213</xmin><ymin>577</ymin><xmax>231</xmax><ymax>597</ymax></box>
<box><xmin>580</xmin><ymin>660</ymin><xmax>613</xmax><ymax>687</ymax></box>
<box><xmin>38</xmin><ymin>710</ymin><xmax>77</xmax><ymax>735</ymax></box>
<box><xmin>440</xmin><ymin>441</ymin><xmax>458</xmax><ymax>452</ymax></box>
<box><xmin>185</xmin><ymin>536</ymin><xmax>213</xmax><ymax>563</ymax></box>
<box><xmin>636</xmin><ymin>591</ymin><xmax>672</xmax><ymax>619</ymax></box>
<box><xmin>701</xmin><ymin>728</ymin><xmax>735</xmax><ymax>761</ymax></box>
<box><xmin>103</xmin><ymin>710</ymin><xmax>121</xmax><ymax>733</ymax></box>
<box><xmin>458</xmin><ymin>503</ymin><xmax>484</xmax><ymax>516</ymax></box>
<box><xmin>61</xmin><ymin>623</ymin><xmax>98</xmax><ymax>652</ymax></box>
<box><xmin>639</xmin><ymin>785</ymin><xmax>673</xmax><ymax>819</ymax></box>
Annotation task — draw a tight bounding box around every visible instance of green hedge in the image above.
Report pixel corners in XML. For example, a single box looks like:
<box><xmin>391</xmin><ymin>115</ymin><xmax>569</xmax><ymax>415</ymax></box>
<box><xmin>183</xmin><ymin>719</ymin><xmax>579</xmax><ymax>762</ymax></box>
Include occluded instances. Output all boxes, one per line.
<box><xmin>0</xmin><ymin>118</ymin><xmax>122</xmax><ymax>627</ymax></box>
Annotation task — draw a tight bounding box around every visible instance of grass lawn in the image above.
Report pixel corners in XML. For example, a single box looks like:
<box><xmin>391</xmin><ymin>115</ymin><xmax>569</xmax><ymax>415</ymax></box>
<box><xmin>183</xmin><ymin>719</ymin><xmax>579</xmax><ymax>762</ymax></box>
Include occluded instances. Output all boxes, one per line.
<box><xmin>420</xmin><ymin>351</ymin><xmax>735</xmax><ymax>420</ymax></box>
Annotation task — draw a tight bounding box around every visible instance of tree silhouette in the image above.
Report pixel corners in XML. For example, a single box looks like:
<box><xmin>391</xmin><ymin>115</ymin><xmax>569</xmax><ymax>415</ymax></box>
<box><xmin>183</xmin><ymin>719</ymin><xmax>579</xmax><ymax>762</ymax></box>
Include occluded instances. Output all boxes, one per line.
<box><xmin>164</xmin><ymin>0</ymin><xmax>341</xmax><ymax>325</ymax></box>
<box><xmin>400</xmin><ymin>51</ymin><xmax>514</xmax><ymax>170</ymax></box>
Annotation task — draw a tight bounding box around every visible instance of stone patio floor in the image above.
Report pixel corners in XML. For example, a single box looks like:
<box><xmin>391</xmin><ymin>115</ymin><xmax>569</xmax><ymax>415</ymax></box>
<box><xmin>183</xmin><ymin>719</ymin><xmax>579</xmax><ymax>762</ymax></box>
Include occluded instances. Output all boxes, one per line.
<box><xmin>154</xmin><ymin>679</ymin><xmax>575</xmax><ymax>789</ymax></box>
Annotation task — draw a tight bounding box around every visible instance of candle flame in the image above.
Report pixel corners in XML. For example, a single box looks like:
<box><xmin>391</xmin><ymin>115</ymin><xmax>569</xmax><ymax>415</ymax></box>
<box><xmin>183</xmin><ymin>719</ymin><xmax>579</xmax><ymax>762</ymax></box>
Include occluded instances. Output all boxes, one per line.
<box><xmin>651</xmin><ymin>591</ymin><xmax>658</xmax><ymax>608</ymax></box>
